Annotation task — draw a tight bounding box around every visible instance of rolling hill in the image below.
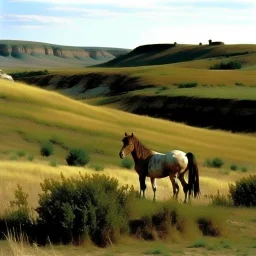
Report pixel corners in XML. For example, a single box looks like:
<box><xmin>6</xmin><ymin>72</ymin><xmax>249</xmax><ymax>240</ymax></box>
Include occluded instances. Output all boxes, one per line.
<box><xmin>1</xmin><ymin>78</ymin><xmax>256</xmax><ymax>167</ymax></box>
<box><xmin>98</xmin><ymin>43</ymin><xmax>256</xmax><ymax>68</ymax></box>
<box><xmin>0</xmin><ymin>40</ymin><xmax>131</xmax><ymax>68</ymax></box>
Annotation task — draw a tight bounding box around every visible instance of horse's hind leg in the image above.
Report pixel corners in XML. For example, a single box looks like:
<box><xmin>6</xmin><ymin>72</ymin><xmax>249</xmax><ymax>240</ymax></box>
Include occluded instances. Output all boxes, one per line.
<box><xmin>169</xmin><ymin>176</ymin><xmax>179</xmax><ymax>199</ymax></box>
<box><xmin>150</xmin><ymin>177</ymin><xmax>157</xmax><ymax>201</ymax></box>
<box><xmin>178</xmin><ymin>172</ymin><xmax>189</xmax><ymax>203</ymax></box>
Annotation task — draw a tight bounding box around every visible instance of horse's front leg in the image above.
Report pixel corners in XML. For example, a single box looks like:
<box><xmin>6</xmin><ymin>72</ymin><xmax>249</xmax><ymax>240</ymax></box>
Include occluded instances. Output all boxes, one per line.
<box><xmin>150</xmin><ymin>177</ymin><xmax>157</xmax><ymax>201</ymax></box>
<box><xmin>139</xmin><ymin>175</ymin><xmax>146</xmax><ymax>198</ymax></box>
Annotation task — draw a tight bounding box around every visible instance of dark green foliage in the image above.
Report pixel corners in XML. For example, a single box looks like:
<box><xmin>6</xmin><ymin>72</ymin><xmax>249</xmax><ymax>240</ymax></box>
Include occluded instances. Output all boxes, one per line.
<box><xmin>177</xmin><ymin>82</ymin><xmax>198</xmax><ymax>88</ymax></box>
<box><xmin>66</xmin><ymin>148</ymin><xmax>90</xmax><ymax>166</ymax></box>
<box><xmin>121</xmin><ymin>158</ymin><xmax>133</xmax><ymax>169</ymax></box>
<box><xmin>230</xmin><ymin>164</ymin><xmax>238</xmax><ymax>171</ymax></box>
<box><xmin>9</xmin><ymin>70</ymin><xmax>49</xmax><ymax>79</ymax></box>
<box><xmin>40</xmin><ymin>141</ymin><xmax>54</xmax><ymax>157</ymax></box>
<box><xmin>16</xmin><ymin>150</ymin><xmax>26</xmax><ymax>157</ymax></box>
<box><xmin>36</xmin><ymin>174</ymin><xmax>137</xmax><ymax>246</ymax></box>
<box><xmin>229</xmin><ymin>175</ymin><xmax>256</xmax><ymax>207</ymax></box>
<box><xmin>204</xmin><ymin>157</ymin><xmax>224</xmax><ymax>168</ymax></box>
<box><xmin>210</xmin><ymin>61</ymin><xmax>242</xmax><ymax>70</ymax></box>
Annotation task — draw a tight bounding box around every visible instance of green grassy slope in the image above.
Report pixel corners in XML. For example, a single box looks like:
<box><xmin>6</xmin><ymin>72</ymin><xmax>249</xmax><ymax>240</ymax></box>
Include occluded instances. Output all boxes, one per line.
<box><xmin>1</xmin><ymin>79</ymin><xmax>256</xmax><ymax>169</ymax></box>
<box><xmin>99</xmin><ymin>43</ymin><xmax>256</xmax><ymax>68</ymax></box>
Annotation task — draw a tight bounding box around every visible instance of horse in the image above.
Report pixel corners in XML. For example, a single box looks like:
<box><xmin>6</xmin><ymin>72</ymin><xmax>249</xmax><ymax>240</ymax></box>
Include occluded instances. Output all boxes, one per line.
<box><xmin>119</xmin><ymin>132</ymin><xmax>200</xmax><ymax>203</ymax></box>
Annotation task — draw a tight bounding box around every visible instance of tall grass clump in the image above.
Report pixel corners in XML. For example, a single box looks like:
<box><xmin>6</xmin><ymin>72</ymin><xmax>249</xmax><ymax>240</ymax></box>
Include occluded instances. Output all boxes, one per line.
<box><xmin>121</xmin><ymin>158</ymin><xmax>133</xmax><ymax>169</ymax></box>
<box><xmin>36</xmin><ymin>173</ymin><xmax>137</xmax><ymax>247</ymax></box>
<box><xmin>229</xmin><ymin>175</ymin><xmax>256</xmax><ymax>207</ymax></box>
<box><xmin>66</xmin><ymin>148</ymin><xmax>90</xmax><ymax>166</ymax></box>
<box><xmin>40</xmin><ymin>141</ymin><xmax>54</xmax><ymax>157</ymax></box>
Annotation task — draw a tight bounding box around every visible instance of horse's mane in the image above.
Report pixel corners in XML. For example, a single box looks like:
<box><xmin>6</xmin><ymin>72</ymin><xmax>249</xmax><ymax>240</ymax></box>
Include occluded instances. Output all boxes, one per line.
<box><xmin>132</xmin><ymin>136</ymin><xmax>153</xmax><ymax>160</ymax></box>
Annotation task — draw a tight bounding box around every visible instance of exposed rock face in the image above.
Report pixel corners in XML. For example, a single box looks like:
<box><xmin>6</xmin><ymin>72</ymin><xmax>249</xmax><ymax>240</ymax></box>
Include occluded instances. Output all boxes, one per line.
<box><xmin>0</xmin><ymin>69</ymin><xmax>14</xmax><ymax>81</ymax></box>
<box><xmin>0</xmin><ymin>41</ymin><xmax>130</xmax><ymax>60</ymax></box>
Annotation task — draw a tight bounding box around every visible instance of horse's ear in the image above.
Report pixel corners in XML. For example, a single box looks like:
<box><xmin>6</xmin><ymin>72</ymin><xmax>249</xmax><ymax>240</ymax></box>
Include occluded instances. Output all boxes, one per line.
<box><xmin>131</xmin><ymin>133</ymin><xmax>134</xmax><ymax>137</ymax></box>
<box><xmin>125</xmin><ymin>132</ymin><xmax>128</xmax><ymax>136</ymax></box>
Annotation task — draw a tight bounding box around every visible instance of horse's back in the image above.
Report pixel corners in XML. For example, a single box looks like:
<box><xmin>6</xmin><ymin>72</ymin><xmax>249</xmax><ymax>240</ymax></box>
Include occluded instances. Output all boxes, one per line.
<box><xmin>147</xmin><ymin>150</ymin><xmax>188</xmax><ymax>178</ymax></box>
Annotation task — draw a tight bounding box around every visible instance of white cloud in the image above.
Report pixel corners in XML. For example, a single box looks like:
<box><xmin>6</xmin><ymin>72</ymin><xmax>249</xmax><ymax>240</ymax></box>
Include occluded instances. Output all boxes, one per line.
<box><xmin>8</xmin><ymin>0</ymin><xmax>256</xmax><ymax>7</ymax></box>
<box><xmin>2</xmin><ymin>14</ymin><xmax>73</xmax><ymax>24</ymax></box>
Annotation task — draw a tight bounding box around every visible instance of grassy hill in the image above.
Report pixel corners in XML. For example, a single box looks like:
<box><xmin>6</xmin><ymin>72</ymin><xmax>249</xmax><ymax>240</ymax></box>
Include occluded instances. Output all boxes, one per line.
<box><xmin>98</xmin><ymin>43</ymin><xmax>256</xmax><ymax>68</ymax></box>
<box><xmin>12</xmin><ymin>64</ymin><xmax>256</xmax><ymax>132</ymax></box>
<box><xmin>1</xmin><ymin>78</ymin><xmax>256</xmax><ymax>167</ymax></box>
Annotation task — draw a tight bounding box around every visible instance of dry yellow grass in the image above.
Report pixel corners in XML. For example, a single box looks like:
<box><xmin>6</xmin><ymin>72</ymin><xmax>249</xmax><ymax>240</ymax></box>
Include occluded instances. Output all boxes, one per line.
<box><xmin>0</xmin><ymin>160</ymin><xmax>250</xmax><ymax>215</ymax></box>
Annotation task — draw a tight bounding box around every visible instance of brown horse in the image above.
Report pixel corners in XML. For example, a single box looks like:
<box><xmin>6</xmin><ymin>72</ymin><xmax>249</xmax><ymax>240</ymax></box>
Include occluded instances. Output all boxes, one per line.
<box><xmin>119</xmin><ymin>132</ymin><xmax>200</xmax><ymax>203</ymax></box>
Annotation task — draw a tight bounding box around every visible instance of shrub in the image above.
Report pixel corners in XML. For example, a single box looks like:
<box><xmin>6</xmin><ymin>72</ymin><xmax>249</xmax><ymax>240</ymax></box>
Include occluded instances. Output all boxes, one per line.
<box><xmin>121</xmin><ymin>158</ymin><xmax>133</xmax><ymax>169</ymax></box>
<box><xmin>241</xmin><ymin>166</ymin><xmax>247</xmax><ymax>172</ymax></box>
<box><xmin>177</xmin><ymin>82</ymin><xmax>198</xmax><ymax>88</ymax></box>
<box><xmin>210</xmin><ymin>61</ymin><xmax>242</xmax><ymax>70</ymax></box>
<box><xmin>10</xmin><ymin>153</ymin><xmax>18</xmax><ymax>161</ymax></box>
<box><xmin>229</xmin><ymin>175</ymin><xmax>256</xmax><ymax>207</ymax></box>
<box><xmin>49</xmin><ymin>159</ymin><xmax>58</xmax><ymax>167</ymax></box>
<box><xmin>16</xmin><ymin>150</ymin><xmax>26</xmax><ymax>157</ymax></box>
<box><xmin>10</xmin><ymin>70</ymin><xmax>49</xmax><ymax>79</ymax></box>
<box><xmin>27</xmin><ymin>154</ymin><xmax>34</xmax><ymax>161</ymax></box>
<box><xmin>36</xmin><ymin>173</ymin><xmax>137</xmax><ymax>246</ymax></box>
<box><xmin>204</xmin><ymin>157</ymin><xmax>224</xmax><ymax>168</ymax></box>
<box><xmin>40</xmin><ymin>141</ymin><xmax>54</xmax><ymax>157</ymax></box>
<box><xmin>230</xmin><ymin>164</ymin><xmax>238</xmax><ymax>171</ymax></box>
<box><xmin>90</xmin><ymin>164</ymin><xmax>104</xmax><ymax>171</ymax></box>
<box><xmin>66</xmin><ymin>148</ymin><xmax>90</xmax><ymax>166</ymax></box>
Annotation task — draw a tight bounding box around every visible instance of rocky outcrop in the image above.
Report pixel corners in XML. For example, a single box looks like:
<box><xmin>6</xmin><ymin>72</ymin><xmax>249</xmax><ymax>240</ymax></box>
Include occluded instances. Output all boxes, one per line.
<box><xmin>0</xmin><ymin>41</ymin><xmax>130</xmax><ymax>60</ymax></box>
<box><xmin>0</xmin><ymin>69</ymin><xmax>14</xmax><ymax>81</ymax></box>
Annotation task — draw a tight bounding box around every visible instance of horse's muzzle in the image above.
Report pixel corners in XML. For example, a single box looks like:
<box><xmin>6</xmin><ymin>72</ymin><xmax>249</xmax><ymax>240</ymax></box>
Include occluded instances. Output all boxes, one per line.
<box><xmin>119</xmin><ymin>151</ymin><xmax>125</xmax><ymax>159</ymax></box>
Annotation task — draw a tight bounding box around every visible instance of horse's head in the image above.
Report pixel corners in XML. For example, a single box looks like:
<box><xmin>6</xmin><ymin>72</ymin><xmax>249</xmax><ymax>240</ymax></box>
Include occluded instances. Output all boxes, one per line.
<box><xmin>119</xmin><ymin>132</ymin><xmax>135</xmax><ymax>159</ymax></box>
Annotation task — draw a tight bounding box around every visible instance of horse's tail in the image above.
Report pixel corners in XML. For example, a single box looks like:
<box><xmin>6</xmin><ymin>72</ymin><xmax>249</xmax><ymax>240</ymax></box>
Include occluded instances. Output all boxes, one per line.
<box><xmin>186</xmin><ymin>152</ymin><xmax>200</xmax><ymax>198</ymax></box>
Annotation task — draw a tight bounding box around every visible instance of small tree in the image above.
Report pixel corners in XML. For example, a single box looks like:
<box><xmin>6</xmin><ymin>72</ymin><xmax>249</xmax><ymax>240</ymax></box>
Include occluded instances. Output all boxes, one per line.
<box><xmin>66</xmin><ymin>148</ymin><xmax>90</xmax><ymax>166</ymax></box>
<box><xmin>209</xmin><ymin>39</ymin><xmax>212</xmax><ymax>45</ymax></box>
<box><xmin>40</xmin><ymin>141</ymin><xmax>54</xmax><ymax>157</ymax></box>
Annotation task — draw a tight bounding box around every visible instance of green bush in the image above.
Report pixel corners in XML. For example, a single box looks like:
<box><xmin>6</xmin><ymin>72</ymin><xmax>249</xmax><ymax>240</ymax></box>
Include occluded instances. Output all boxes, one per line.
<box><xmin>210</xmin><ymin>61</ymin><xmax>242</xmax><ymax>70</ymax></box>
<box><xmin>49</xmin><ymin>159</ymin><xmax>58</xmax><ymax>167</ymax></box>
<box><xmin>27</xmin><ymin>154</ymin><xmax>34</xmax><ymax>162</ymax></box>
<box><xmin>121</xmin><ymin>158</ymin><xmax>133</xmax><ymax>169</ymax></box>
<box><xmin>90</xmin><ymin>164</ymin><xmax>104</xmax><ymax>171</ymax></box>
<box><xmin>66</xmin><ymin>148</ymin><xmax>90</xmax><ymax>166</ymax></box>
<box><xmin>36</xmin><ymin>174</ymin><xmax>137</xmax><ymax>246</ymax></box>
<box><xmin>204</xmin><ymin>157</ymin><xmax>224</xmax><ymax>168</ymax></box>
<box><xmin>40</xmin><ymin>141</ymin><xmax>54</xmax><ymax>157</ymax></box>
<box><xmin>229</xmin><ymin>175</ymin><xmax>256</xmax><ymax>207</ymax></box>
<box><xmin>10</xmin><ymin>70</ymin><xmax>49</xmax><ymax>79</ymax></box>
<box><xmin>16</xmin><ymin>150</ymin><xmax>26</xmax><ymax>157</ymax></box>
<box><xmin>177</xmin><ymin>82</ymin><xmax>198</xmax><ymax>88</ymax></box>
<box><xmin>241</xmin><ymin>166</ymin><xmax>248</xmax><ymax>172</ymax></box>
<box><xmin>230</xmin><ymin>164</ymin><xmax>238</xmax><ymax>171</ymax></box>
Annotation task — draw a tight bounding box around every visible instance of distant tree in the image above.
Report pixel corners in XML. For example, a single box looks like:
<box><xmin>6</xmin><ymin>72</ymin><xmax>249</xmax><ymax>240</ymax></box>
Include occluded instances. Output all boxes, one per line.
<box><xmin>174</xmin><ymin>42</ymin><xmax>177</xmax><ymax>46</ymax></box>
<box><xmin>199</xmin><ymin>42</ymin><xmax>202</xmax><ymax>46</ymax></box>
<box><xmin>209</xmin><ymin>39</ymin><xmax>212</xmax><ymax>45</ymax></box>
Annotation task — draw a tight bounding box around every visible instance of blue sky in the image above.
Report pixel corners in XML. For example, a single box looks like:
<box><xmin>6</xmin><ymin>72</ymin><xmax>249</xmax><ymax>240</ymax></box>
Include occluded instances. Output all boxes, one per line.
<box><xmin>0</xmin><ymin>0</ymin><xmax>255</xmax><ymax>49</ymax></box>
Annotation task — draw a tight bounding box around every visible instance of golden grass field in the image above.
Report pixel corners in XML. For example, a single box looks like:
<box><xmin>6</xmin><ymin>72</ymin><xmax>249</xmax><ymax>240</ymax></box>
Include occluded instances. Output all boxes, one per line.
<box><xmin>1</xmin><ymin>75</ymin><xmax>256</xmax><ymax>255</ymax></box>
